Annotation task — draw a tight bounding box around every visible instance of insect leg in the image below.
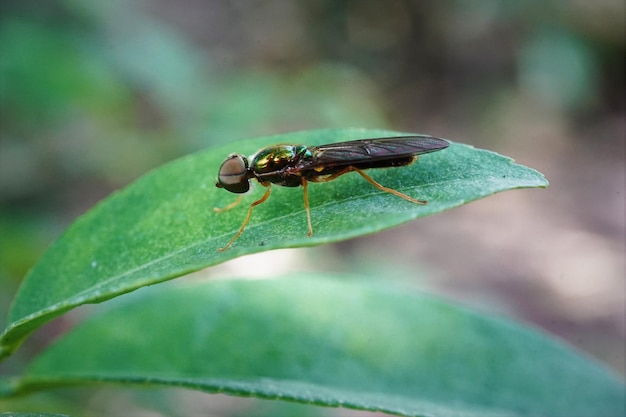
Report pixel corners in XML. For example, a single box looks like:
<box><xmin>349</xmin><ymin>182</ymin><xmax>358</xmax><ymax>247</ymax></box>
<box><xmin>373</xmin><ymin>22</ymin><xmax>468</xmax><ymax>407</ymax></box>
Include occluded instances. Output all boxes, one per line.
<box><xmin>217</xmin><ymin>186</ymin><xmax>272</xmax><ymax>252</ymax></box>
<box><xmin>301</xmin><ymin>178</ymin><xmax>313</xmax><ymax>236</ymax></box>
<box><xmin>352</xmin><ymin>167</ymin><xmax>427</xmax><ymax>204</ymax></box>
<box><xmin>312</xmin><ymin>166</ymin><xmax>427</xmax><ymax>205</ymax></box>
<box><xmin>213</xmin><ymin>194</ymin><xmax>245</xmax><ymax>213</ymax></box>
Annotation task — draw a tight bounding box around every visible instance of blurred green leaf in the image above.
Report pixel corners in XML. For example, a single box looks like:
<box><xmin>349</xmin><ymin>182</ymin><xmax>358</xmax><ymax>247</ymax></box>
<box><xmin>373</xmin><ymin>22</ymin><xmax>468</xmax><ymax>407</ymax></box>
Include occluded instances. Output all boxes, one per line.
<box><xmin>0</xmin><ymin>128</ymin><xmax>547</xmax><ymax>358</ymax></box>
<box><xmin>0</xmin><ymin>19</ymin><xmax>128</xmax><ymax>126</ymax></box>
<box><xmin>209</xmin><ymin>65</ymin><xmax>387</xmax><ymax>140</ymax></box>
<box><xmin>5</xmin><ymin>276</ymin><xmax>624</xmax><ymax>416</ymax></box>
<box><xmin>0</xmin><ymin>413</ymin><xmax>69</xmax><ymax>417</ymax></box>
<box><xmin>519</xmin><ymin>28</ymin><xmax>598</xmax><ymax>111</ymax></box>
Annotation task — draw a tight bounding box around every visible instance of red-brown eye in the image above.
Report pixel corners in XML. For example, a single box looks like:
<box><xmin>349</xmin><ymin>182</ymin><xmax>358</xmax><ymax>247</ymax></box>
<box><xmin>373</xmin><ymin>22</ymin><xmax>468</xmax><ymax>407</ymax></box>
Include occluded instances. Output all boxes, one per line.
<box><xmin>216</xmin><ymin>154</ymin><xmax>250</xmax><ymax>193</ymax></box>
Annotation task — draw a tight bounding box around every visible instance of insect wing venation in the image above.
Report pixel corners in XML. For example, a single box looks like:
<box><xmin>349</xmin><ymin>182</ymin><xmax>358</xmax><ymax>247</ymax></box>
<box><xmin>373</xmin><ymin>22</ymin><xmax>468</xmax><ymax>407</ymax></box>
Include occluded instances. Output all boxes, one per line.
<box><xmin>305</xmin><ymin>136</ymin><xmax>448</xmax><ymax>169</ymax></box>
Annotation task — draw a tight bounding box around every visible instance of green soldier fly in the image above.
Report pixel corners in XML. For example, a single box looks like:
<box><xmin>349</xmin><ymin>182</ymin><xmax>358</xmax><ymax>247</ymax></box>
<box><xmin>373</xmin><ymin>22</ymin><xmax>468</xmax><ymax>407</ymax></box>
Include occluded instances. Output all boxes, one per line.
<box><xmin>215</xmin><ymin>135</ymin><xmax>449</xmax><ymax>251</ymax></box>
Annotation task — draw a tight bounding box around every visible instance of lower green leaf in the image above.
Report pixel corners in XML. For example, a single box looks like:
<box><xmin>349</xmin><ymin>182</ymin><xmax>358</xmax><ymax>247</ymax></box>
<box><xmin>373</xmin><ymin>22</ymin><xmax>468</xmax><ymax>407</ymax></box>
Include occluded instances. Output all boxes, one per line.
<box><xmin>6</xmin><ymin>275</ymin><xmax>624</xmax><ymax>417</ymax></box>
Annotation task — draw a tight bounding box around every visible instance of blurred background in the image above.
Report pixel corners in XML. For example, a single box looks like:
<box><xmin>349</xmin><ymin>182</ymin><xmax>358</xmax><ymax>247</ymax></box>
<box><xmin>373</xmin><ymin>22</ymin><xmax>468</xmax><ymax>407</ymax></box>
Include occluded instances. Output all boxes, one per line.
<box><xmin>1</xmin><ymin>0</ymin><xmax>624</xmax><ymax>415</ymax></box>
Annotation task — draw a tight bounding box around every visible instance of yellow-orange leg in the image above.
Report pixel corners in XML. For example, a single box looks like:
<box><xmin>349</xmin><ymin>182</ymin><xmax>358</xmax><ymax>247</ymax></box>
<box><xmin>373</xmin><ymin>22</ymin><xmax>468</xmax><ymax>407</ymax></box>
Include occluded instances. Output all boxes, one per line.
<box><xmin>213</xmin><ymin>194</ymin><xmax>245</xmax><ymax>213</ymax></box>
<box><xmin>312</xmin><ymin>166</ymin><xmax>428</xmax><ymax>205</ymax></box>
<box><xmin>217</xmin><ymin>187</ymin><xmax>272</xmax><ymax>252</ymax></box>
<box><xmin>301</xmin><ymin>178</ymin><xmax>313</xmax><ymax>236</ymax></box>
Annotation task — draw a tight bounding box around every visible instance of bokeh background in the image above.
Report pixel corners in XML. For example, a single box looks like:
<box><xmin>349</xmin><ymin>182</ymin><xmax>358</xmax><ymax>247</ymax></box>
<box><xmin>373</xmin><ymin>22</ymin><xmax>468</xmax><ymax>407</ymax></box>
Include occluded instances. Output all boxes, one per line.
<box><xmin>1</xmin><ymin>0</ymin><xmax>624</xmax><ymax>415</ymax></box>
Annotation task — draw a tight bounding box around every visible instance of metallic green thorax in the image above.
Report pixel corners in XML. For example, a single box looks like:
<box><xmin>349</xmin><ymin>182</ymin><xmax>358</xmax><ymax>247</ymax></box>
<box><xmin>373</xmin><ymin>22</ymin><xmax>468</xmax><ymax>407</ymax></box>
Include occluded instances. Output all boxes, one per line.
<box><xmin>251</xmin><ymin>145</ymin><xmax>313</xmax><ymax>187</ymax></box>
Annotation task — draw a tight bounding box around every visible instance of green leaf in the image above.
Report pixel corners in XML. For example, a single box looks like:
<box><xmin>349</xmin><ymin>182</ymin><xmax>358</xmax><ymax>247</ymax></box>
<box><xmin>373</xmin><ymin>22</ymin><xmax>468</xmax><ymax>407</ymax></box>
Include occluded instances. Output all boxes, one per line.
<box><xmin>5</xmin><ymin>276</ymin><xmax>623</xmax><ymax>417</ymax></box>
<box><xmin>1</xmin><ymin>129</ymin><xmax>547</xmax><ymax>358</ymax></box>
<box><xmin>0</xmin><ymin>414</ymin><xmax>72</xmax><ymax>417</ymax></box>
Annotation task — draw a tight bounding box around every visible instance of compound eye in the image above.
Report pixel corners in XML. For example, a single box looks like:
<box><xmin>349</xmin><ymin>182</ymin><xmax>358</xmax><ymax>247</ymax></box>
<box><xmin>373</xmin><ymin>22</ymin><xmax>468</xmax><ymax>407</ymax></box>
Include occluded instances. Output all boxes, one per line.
<box><xmin>217</xmin><ymin>154</ymin><xmax>250</xmax><ymax>193</ymax></box>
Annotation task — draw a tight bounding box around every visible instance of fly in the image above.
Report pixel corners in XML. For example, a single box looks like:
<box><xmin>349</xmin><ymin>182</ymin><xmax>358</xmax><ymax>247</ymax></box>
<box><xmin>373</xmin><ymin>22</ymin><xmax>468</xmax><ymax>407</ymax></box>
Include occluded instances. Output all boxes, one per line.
<box><xmin>214</xmin><ymin>135</ymin><xmax>449</xmax><ymax>251</ymax></box>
